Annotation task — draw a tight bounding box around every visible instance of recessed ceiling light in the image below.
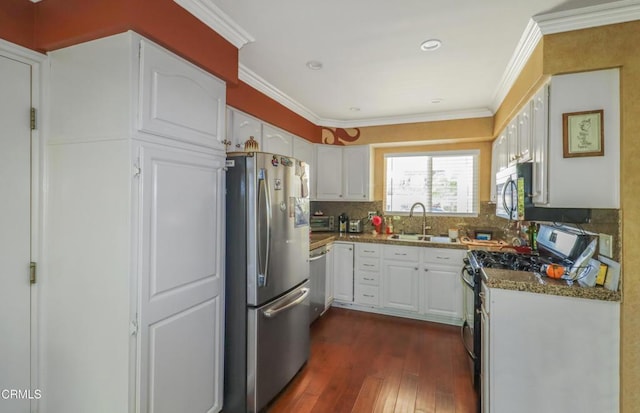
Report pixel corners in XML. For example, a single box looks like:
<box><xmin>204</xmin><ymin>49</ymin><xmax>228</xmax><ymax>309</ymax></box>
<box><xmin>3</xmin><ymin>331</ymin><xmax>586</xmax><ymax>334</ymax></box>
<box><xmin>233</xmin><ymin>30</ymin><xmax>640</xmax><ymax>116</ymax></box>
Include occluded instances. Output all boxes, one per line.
<box><xmin>420</xmin><ymin>39</ymin><xmax>442</xmax><ymax>52</ymax></box>
<box><xmin>431</xmin><ymin>98</ymin><xmax>444</xmax><ymax>104</ymax></box>
<box><xmin>306</xmin><ymin>60</ymin><xmax>323</xmax><ymax>70</ymax></box>
<box><xmin>349</xmin><ymin>107</ymin><xmax>361</xmax><ymax>112</ymax></box>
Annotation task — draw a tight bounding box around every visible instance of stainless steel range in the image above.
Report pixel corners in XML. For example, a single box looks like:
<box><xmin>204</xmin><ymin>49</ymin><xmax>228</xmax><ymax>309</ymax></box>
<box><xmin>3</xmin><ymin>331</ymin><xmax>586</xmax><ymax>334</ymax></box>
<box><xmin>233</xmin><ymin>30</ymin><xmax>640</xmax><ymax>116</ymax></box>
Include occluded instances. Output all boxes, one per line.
<box><xmin>460</xmin><ymin>224</ymin><xmax>596</xmax><ymax>410</ymax></box>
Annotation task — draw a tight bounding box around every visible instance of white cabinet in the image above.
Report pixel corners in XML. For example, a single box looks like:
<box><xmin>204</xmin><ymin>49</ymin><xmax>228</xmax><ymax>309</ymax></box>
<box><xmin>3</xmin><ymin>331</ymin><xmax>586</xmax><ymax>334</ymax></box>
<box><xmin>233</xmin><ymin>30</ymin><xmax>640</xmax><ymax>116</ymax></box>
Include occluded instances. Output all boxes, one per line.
<box><xmin>227</xmin><ymin>108</ymin><xmax>263</xmax><ymax>152</ymax></box>
<box><xmin>262</xmin><ymin>124</ymin><xmax>293</xmax><ymax>156</ymax></box>
<box><xmin>325</xmin><ymin>243</ymin><xmax>335</xmax><ymax>308</ymax></box>
<box><xmin>354</xmin><ymin>243</ymin><xmax>381</xmax><ymax>306</ymax></box>
<box><xmin>314</xmin><ymin>144</ymin><xmax>373</xmax><ymax>201</ymax></box>
<box><xmin>546</xmin><ymin>68</ymin><xmax>620</xmax><ymax>208</ymax></box>
<box><xmin>315</xmin><ymin>145</ymin><xmax>343</xmax><ymax>200</ymax></box>
<box><xmin>531</xmin><ymin>85</ymin><xmax>549</xmax><ymax>205</ymax></box>
<box><xmin>343</xmin><ymin>145</ymin><xmax>373</xmax><ymax>200</ymax></box>
<box><xmin>516</xmin><ymin>101</ymin><xmax>533</xmax><ymax>163</ymax></box>
<box><xmin>382</xmin><ymin>246</ymin><xmax>420</xmax><ymax>312</ymax></box>
<box><xmin>45</xmin><ymin>32</ymin><xmax>225</xmax><ymax>412</ymax></box>
<box><xmin>490</xmin><ymin>133</ymin><xmax>507</xmax><ymax>203</ymax></box>
<box><xmin>483</xmin><ymin>285</ymin><xmax>619</xmax><ymax>413</ymax></box>
<box><xmin>138</xmin><ymin>37</ymin><xmax>226</xmax><ymax>149</ymax></box>
<box><xmin>332</xmin><ymin>242</ymin><xmax>354</xmax><ymax>302</ymax></box>
<box><xmin>422</xmin><ymin>248</ymin><xmax>465</xmax><ymax>320</ymax></box>
<box><xmin>293</xmin><ymin>136</ymin><xmax>314</xmax><ymax>164</ymax></box>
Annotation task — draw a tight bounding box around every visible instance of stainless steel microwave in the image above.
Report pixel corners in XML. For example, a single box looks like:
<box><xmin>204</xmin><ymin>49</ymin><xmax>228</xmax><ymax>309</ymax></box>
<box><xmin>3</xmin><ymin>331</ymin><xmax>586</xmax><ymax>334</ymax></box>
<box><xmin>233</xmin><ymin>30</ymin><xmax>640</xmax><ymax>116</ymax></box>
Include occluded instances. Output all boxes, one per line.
<box><xmin>310</xmin><ymin>215</ymin><xmax>334</xmax><ymax>232</ymax></box>
<box><xmin>495</xmin><ymin>162</ymin><xmax>591</xmax><ymax>223</ymax></box>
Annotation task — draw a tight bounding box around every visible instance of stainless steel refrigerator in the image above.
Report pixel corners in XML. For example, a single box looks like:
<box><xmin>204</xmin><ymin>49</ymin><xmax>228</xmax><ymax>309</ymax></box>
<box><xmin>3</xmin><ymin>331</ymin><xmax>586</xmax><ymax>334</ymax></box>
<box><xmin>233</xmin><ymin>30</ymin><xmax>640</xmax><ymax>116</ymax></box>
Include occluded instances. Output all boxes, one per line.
<box><xmin>224</xmin><ymin>152</ymin><xmax>311</xmax><ymax>413</ymax></box>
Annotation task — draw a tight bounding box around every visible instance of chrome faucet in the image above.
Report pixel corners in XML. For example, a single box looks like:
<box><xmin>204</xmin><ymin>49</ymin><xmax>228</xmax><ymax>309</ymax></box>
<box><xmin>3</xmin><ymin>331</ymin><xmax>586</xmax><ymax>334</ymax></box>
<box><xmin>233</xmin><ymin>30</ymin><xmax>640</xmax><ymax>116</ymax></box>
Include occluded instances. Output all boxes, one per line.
<box><xmin>409</xmin><ymin>202</ymin><xmax>427</xmax><ymax>237</ymax></box>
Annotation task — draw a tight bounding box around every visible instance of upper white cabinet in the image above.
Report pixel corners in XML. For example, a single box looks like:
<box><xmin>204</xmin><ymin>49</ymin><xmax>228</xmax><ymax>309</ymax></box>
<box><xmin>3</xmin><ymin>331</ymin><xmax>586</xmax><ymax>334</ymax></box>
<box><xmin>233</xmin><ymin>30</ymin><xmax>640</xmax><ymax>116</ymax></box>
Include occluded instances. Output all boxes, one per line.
<box><xmin>45</xmin><ymin>32</ymin><xmax>225</xmax><ymax>412</ymax></box>
<box><xmin>227</xmin><ymin>108</ymin><xmax>263</xmax><ymax>152</ymax></box>
<box><xmin>315</xmin><ymin>144</ymin><xmax>373</xmax><ymax>201</ymax></box>
<box><xmin>315</xmin><ymin>145</ymin><xmax>344</xmax><ymax>200</ymax></box>
<box><xmin>139</xmin><ymin>39</ymin><xmax>226</xmax><ymax>149</ymax></box>
<box><xmin>491</xmin><ymin>68</ymin><xmax>619</xmax><ymax>209</ymax></box>
<box><xmin>292</xmin><ymin>136</ymin><xmax>314</xmax><ymax>164</ymax></box>
<box><xmin>262</xmin><ymin>124</ymin><xmax>293</xmax><ymax>156</ymax></box>
<box><xmin>531</xmin><ymin>85</ymin><xmax>549</xmax><ymax>205</ymax></box>
<box><xmin>546</xmin><ymin>68</ymin><xmax>620</xmax><ymax>208</ymax></box>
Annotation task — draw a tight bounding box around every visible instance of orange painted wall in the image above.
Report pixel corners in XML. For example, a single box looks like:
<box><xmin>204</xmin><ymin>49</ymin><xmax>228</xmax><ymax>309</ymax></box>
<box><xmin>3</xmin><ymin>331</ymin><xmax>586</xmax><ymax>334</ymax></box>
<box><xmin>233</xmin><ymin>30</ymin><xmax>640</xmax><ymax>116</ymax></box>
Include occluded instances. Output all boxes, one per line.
<box><xmin>0</xmin><ymin>0</ymin><xmax>36</xmax><ymax>50</ymax></box>
<box><xmin>227</xmin><ymin>81</ymin><xmax>321</xmax><ymax>142</ymax></box>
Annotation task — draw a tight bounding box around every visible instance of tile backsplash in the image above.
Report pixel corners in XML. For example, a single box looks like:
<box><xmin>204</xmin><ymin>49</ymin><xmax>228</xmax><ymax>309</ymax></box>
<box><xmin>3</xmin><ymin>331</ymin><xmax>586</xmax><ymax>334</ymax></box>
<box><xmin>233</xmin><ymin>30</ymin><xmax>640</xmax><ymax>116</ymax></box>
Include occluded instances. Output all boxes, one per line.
<box><xmin>310</xmin><ymin>200</ymin><xmax>620</xmax><ymax>259</ymax></box>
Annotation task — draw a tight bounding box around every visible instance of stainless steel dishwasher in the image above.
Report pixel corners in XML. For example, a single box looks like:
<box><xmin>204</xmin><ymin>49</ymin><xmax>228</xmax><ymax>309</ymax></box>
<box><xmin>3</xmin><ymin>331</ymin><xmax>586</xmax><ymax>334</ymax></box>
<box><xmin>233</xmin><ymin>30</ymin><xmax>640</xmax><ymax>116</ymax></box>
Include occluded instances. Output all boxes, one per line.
<box><xmin>309</xmin><ymin>245</ymin><xmax>327</xmax><ymax>324</ymax></box>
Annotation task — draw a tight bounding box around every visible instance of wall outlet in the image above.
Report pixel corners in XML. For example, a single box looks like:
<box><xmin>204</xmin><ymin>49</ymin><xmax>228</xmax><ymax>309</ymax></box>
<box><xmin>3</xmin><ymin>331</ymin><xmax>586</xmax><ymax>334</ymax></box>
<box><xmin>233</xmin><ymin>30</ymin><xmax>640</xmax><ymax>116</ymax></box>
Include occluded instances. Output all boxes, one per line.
<box><xmin>599</xmin><ymin>233</ymin><xmax>613</xmax><ymax>258</ymax></box>
<box><xmin>367</xmin><ymin>211</ymin><xmax>377</xmax><ymax>220</ymax></box>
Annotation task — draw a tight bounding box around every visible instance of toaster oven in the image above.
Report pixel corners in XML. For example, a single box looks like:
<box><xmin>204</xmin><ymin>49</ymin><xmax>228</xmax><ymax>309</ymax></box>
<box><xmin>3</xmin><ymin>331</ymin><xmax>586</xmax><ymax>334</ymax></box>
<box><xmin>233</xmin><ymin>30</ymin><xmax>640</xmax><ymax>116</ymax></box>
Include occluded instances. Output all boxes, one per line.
<box><xmin>310</xmin><ymin>215</ymin><xmax>334</xmax><ymax>232</ymax></box>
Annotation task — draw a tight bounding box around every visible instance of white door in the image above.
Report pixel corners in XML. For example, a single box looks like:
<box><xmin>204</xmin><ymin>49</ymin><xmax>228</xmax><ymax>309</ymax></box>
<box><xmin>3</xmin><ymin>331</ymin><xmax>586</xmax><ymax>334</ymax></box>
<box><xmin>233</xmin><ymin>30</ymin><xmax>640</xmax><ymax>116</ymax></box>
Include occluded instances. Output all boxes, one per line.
<box><xmin>0</xmin><ymin>55</ymin><xmax>33</xmax><ymax>411</ymax></box>
<box><xmin>315</xmin><ymin>145</ymin><xmax>343</xmax><ymax>200</ymax></box>
<box><xmin>382</xmin><ymin>262</ymin><xmax>419</xmax><ymax>312</ymax></box>
<box><xmin>138</xmin><ymin>144</ymin><xmax>225</xmax><ymax>413</ymax></box>
<box><xmin>332</xmin><ymin>243</ymin><xmax>354</xmax><ymax>302</ymax></box>
<box><xmin>423</xmin><ymin>265</ymin><xmax>463</xmax><ymax>319</ymax></box>
<box><xmin>343</xmin><ymin>145</ymin><xmax>370</xmax><ymax>200</ymax></box>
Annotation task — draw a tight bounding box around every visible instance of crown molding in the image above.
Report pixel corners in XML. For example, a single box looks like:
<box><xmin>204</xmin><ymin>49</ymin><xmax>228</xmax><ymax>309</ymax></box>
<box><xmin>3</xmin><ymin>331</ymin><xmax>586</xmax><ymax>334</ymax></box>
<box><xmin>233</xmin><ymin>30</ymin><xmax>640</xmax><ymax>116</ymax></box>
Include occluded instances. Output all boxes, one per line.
<box><xmin>0</xmin><ymin>38</ymin><xmax>46</xmax><ymax>63</ymax></box>
<box><xmin>490</xmin><ymin>19</ymin><xmax>542</xmax><ymax>113</ymax></box>
<box><xmin>173</xmin><ymin>0</ymin><xmax>255</xmax><ymax>49</ymax></box>
<box><xmin>533</xmin><ymin>0</ymin><xmax>640</xmax><ymax>34</ymax></box>
<box><xmin>238</xmin><ymin>64</ymin><xmax>320</xmax><ymax>124</ymax></box>
<box><xmin>317</xmin><ymin>109</ymin><xmax>493</xmax><ymax>129</ymax></box>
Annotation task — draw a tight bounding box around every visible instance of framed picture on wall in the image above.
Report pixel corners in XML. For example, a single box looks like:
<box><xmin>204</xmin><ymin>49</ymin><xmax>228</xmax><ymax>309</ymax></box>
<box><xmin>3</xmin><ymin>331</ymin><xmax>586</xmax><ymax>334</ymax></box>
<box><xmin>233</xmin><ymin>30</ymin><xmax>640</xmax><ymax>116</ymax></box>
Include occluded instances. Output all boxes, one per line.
<box><xmin>562</xmin><ymin>109</ymin><xmax>604</xmax><ymax>158</ymax></box>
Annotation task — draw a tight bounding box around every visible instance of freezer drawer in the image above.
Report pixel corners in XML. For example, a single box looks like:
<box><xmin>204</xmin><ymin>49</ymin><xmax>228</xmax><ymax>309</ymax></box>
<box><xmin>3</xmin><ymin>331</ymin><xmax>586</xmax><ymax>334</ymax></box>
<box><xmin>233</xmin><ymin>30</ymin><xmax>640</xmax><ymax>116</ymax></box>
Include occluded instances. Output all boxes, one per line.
<box><xmin>247</xmin><ymin>281</ymin><xmax>310</xmax><ymax>412</ymax></box>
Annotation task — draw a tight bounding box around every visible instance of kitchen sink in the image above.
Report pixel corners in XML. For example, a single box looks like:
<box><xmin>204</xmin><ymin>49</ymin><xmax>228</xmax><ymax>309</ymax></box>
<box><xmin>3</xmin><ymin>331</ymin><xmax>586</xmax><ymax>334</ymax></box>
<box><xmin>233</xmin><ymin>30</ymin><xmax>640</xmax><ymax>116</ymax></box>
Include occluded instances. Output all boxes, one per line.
<box><xmin>387</xmin><ymin>234</ymin><xmax>455</xmax><ymax>244</ymax></box>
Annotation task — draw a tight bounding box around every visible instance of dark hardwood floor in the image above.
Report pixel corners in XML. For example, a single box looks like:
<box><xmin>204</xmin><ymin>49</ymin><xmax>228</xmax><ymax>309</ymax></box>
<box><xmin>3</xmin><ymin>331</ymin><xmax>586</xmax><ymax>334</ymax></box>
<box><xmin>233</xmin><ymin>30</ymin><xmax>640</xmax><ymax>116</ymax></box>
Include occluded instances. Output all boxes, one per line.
<box><xmin>267</xmin><ymin>308</ymin><xmax>478</xmax><ymax>413</ymax></box>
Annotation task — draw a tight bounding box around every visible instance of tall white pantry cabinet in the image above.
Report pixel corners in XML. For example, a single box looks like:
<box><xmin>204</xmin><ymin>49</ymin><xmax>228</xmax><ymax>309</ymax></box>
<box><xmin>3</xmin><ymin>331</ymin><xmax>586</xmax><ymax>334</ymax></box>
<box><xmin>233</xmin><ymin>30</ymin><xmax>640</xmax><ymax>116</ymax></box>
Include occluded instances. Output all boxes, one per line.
<box><xmin>43</xmin><ymin>32</ymin><xmax>225</xmax><ymax>412</ymax></box>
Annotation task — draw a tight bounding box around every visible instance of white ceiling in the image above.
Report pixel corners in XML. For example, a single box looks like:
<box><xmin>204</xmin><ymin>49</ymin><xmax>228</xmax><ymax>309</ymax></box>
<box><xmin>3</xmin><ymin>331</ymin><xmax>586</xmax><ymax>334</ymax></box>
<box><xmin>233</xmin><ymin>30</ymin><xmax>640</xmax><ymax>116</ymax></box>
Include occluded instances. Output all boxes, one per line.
<box><xmin>177</xmin><ymin>0</ymin><xmax>638</xmax><ymax>127</ymax></box>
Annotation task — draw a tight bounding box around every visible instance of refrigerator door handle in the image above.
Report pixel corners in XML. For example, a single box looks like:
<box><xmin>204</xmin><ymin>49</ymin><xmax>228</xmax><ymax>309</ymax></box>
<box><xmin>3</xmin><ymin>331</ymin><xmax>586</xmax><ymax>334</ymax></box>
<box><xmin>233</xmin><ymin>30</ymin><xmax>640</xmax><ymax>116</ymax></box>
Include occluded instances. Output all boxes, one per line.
<box><xmin>257</xmin><ymin>168</ymin><xmax>271</xmax><ymax>287</ymax></box>
<box><xmin>262</xmin><ymin>288</ymin><xmax>310</xmax><ymax>318</ymax></box>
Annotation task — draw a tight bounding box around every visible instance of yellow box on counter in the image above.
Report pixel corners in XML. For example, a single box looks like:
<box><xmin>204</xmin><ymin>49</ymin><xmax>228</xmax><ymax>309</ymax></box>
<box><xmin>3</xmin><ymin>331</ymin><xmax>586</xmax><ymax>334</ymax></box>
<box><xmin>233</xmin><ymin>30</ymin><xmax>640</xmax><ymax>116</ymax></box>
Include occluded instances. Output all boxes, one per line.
<box><xmin>596</xmin><ymin>263</ymin><xmax>608</xmax><ymax>286</ymax></box>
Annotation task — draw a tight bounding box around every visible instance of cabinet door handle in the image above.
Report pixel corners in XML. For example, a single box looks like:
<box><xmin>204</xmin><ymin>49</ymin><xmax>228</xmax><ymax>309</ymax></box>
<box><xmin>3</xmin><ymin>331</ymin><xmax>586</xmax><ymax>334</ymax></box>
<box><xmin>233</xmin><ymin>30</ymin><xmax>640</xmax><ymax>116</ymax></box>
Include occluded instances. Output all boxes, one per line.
<box><xmin>363</xmin><ymin>294</ymin><xmax>374</xmax><ymax>298</ymax></box>
<box><xmin>363</xmin><ymin>264</ymin><xmax>374</xmax><ymax>267</ymax></box>
<box><xmin>424</xmin><ymin>268</ymin><xmax>429</xmax><ymax>272</ymax></box>
<box><xmin>395</xmin><ymin>253</ymin><xmax>407</xmax><ymax>256</ymax></box>
<box><xmin>414</xmin><ymin>267</ymin><xmax>419</xmax><ymax>271</ymax></box>
<box><xmin>363</xmin><ymin>277</ymin><xmax>374</xmax><ymax>281</ymax></box>
<box><xmin>436</xmin><ymin>256</ymin><xmax>450</xmax><ymax>260</ymax></box>
<box><xmin>364</xmin><ymin>250</ymin><xmax>375</xmax><ymax>253</ymax></box>
<box><xmin>349</xmin><ymin>248</ymin><xmax>352</xmax><ymax>251</ymax></box>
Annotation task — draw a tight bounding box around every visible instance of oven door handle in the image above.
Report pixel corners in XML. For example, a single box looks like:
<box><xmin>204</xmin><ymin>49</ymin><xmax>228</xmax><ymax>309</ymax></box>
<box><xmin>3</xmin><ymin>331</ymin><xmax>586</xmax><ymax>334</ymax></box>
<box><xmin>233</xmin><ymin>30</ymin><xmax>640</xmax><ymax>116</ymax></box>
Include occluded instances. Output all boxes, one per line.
<box><xmin>461</xmin><ymin>320</ymin><xmax>476</xmax><ymax>361</ymax></box>
<box><xmin>460</xmin><ymin>266</ymin><xmax>474</xmax><ymax>290</ymax></box>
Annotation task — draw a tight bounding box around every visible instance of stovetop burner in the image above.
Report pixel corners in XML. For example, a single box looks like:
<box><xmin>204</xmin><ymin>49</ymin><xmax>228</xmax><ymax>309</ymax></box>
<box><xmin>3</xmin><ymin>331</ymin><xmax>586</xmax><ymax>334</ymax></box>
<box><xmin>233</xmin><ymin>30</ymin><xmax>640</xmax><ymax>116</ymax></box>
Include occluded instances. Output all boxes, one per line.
<box><xmin>469</xmin><ymin>250</ymin><xmax>573</xmax><ymax>273</ymax></box>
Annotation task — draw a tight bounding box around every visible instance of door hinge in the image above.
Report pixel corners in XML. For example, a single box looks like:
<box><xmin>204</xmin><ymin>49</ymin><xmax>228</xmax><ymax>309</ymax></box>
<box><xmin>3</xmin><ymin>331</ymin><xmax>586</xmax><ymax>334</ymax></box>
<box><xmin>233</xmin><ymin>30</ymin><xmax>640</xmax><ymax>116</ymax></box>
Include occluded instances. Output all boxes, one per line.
<box><xmin>30</xmin><ymin>262</ymin><xmax>36</xmax><ymax>284</ymax></box>
<box><xmin>130</xmin><ymin>318</ymin><xmax>138</xmax><ymax>336</ymax></box>
<box><xmin>30</xmin><ymin>108</ymin><xmax>37</xmax><ymax>130</ymax></box>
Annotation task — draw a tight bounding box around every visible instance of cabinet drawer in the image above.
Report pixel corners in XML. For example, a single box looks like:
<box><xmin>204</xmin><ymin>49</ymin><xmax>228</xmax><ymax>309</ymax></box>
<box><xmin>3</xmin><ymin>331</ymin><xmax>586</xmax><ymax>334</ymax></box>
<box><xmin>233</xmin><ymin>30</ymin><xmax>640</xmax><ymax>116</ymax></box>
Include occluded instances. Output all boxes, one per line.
<box><xmin>355</xmin><ymin>285</ymin><xmax>379</xmax><ymax>306</ymax></box>
<box><xmin>384</xmin><ymin>245</ymin><xmax>420</xmax><ymax>262</ymax></box>
<box><xmin>355</xmin><ymin>270</ymin><xmax>380</xmax><ymax>286</ymax></box>
<box><xmin>357</xmin><ymin>243</ymin><xmax>381</xmax><ymax>257</ymax></box>
<box><xmin>357</xmin><ymin>257</ymin><xmax>380</xmax><ymax>272</ymax></box>
<box><xmin>422</xmin><ymin>248</ymin><xmax>465</xmax><ymax>265</ymax></box>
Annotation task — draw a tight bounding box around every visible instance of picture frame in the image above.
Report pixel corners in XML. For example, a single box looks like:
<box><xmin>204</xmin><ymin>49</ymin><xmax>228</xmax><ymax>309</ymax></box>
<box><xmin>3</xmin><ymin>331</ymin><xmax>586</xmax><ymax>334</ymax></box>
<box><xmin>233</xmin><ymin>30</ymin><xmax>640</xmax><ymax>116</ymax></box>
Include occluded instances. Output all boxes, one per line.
<box><xmin>562</xmin><ymin>109</ymin><xmax>604</xmax><ymax>158</ymax></box>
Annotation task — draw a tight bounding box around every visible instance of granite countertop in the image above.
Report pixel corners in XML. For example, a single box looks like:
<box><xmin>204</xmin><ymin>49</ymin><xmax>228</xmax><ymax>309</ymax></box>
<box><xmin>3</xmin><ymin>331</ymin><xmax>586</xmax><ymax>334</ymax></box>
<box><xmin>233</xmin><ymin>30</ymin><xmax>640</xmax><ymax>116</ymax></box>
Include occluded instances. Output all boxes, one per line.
<box><xmin>482</xmin><ymin>268</ymin><xmax>621</xmax><ymax>302</ymax></box>
<box><xmin>309</xmin><ymin>232</ymin><xmax>467</xmax><ymax>251</ymax></box>
<box><xmin>309</xmin><ymin>232</ymin><xmax>621</xmax><ymax>302</ymax></box>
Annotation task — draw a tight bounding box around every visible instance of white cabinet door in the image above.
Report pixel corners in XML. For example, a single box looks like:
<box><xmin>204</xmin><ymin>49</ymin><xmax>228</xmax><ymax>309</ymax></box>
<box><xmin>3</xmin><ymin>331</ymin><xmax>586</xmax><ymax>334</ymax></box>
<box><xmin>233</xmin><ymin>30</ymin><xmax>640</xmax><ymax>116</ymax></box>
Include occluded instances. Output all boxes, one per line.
<box><xmin>262</xmin><ymin>124</ymin><xmax>293</xmax><ymax>156</ymax></box>
<box><xmin>382</xmin><ymin>261</ymin><xmax>420</xmax><ymax>312</ymax></box>
<box><xmin>315</xmin><ymin>145</ymin><xmax>344</xmax><ymax>200</ymax></box>
<box><xmin>490</xmin><ymin>137</ymin><xmax>500</xmax><ymax>203</ymax></box>
<box><xmin>531</xmin><ymin>85</ymin><xmax>549</xmax><ymax>205</ymax></box>
<box><xmin>493</xmin><ymin>132</ymin><xmax>508</xmax><ymax>173</ymax></box>
<box><xmin>138</xmin><ymin>143</ymin><xmax>225</xmax><ymax>413</ymax></box>
<box><xmin>332</xmin><ymin>243</ymin><xmax>354</xmax><ymax>302</ymax></box>
<box><xmin>325</xmin><ymin>244</ymin><xmax>334</xmax><ymax>307</ymax></box>
<box><xmin>506</xmin><ymin>120</ymin><xmax>518</xmax><ymax>165</ymax></box>
<box><xmin>139</xmin><ymin>39</ymin><xmax>226</xmax><ymax>149</ymax></box>
<box><xmin>229</xmin><ymin>108</ymin><xmax>262</xmax><ymax>152</ymax></box>
<box><xmin>423</xmin><ymin>265</ymin><xmax>463</xmax><ymax>319</ymax></box>
<box><xmin>292</xmin><ymin>136</ymin><xmax>314</xmax><ymax>164</ymax></box>
<box><xmin>517</xmin><ymin>101</ymin><xmax>533</xmax><ymax>162</ymax></box>
<box><xmin>343</xmin><ymin>145</ymin><xmax>371</xmax><ymax>201</ymax></box>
